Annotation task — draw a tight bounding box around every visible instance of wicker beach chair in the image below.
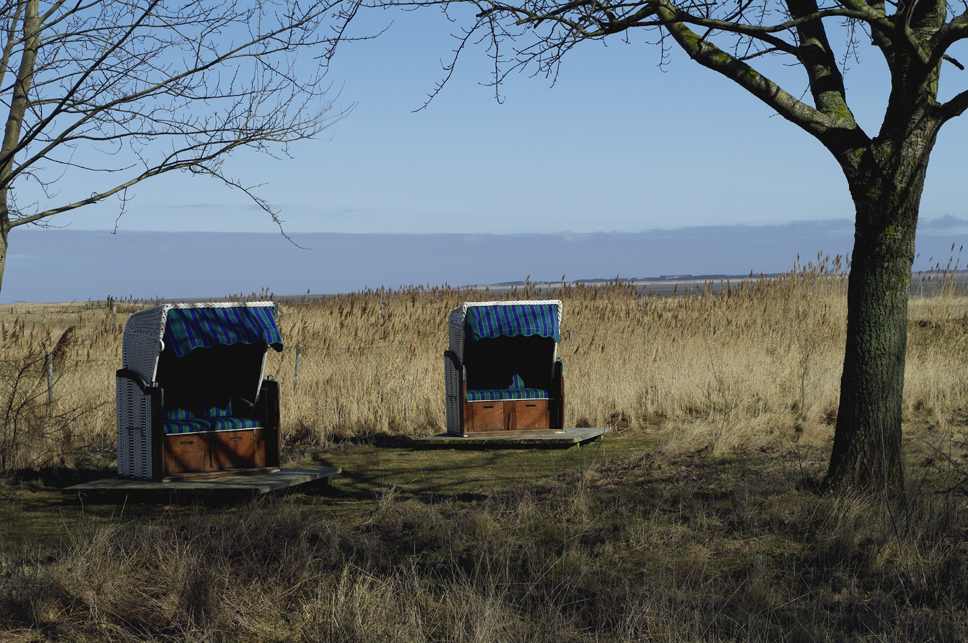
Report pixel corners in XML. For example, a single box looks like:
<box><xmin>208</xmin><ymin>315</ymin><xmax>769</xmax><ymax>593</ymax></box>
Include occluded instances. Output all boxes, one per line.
<box><xmin>444</xmin><ymin>300</ymin><xmax>564</xmax><ymax>436</ymax></box>
<box><xmin>116</xmin><ymin>302</ymin><xmax>283</xmax><ymax>480</ymax></box>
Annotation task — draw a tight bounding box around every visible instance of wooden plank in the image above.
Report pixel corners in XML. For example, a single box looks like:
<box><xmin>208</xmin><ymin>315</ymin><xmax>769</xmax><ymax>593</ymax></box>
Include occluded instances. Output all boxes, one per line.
<box><xmin>416</xmin><ymin>426</ymin><xmax>607</xmax><ymax>448</ymax></box>
<box><xmin>64</xmin><ymin>466</ymin><xmax>341</xmax><ymax>503</ymax></box>
<box><xmin>164</xmin><ymin>467</ymin><xmax>277</xmax><ymax>482</ymax></box>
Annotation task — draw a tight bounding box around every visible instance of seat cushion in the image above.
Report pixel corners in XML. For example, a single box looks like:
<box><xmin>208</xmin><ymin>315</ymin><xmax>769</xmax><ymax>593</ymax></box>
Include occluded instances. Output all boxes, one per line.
<box><xmin>466</xmin><ymin>372</ymin><xmax>549</xmax><ymax>401</ymax></box>
<box><xmin>163</xmin><ymin>416</ymin><xmax>261</xmax><ymax>435</ymax></box>
<box><xmin>202</xmin><ymin>401</ymin><xmax>233</xmax><ymax>418</ymax></box>
<box><xmin>164</xmin><ymin>418</ymin><xmax>212</xmax><ymax>435</ymax></box>
<box><xmin>206</xmin><ymin>417</ymin><xmax>261</xmax><ymax>432</ymax></box>
<box><xmin>466</xmin><ymin>388</ymin><xmax>550</xmax><ymax>401</ymax></box>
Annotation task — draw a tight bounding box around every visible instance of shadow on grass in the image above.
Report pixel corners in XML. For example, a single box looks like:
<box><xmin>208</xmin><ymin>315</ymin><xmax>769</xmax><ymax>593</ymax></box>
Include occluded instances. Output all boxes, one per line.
<box><xmin>6</xmin><ymin>464</ymin><xmax>117</xmax><ymax>488</ymax></box>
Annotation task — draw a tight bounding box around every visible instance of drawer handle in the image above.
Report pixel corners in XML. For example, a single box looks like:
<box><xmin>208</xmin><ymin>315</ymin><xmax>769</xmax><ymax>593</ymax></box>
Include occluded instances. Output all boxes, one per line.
<box><xmin>229</xmin><ymin>436</ymin><xmax>243</xmax><ymax>441</ymax></box>
<box><xmin>179</xmin><ymin>440</ymin><xmax>194</xmax><ymax>445</ymax></box>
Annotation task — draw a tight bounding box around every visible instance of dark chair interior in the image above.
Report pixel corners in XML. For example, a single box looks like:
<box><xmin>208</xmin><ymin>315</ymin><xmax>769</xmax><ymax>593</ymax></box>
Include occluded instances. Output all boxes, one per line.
<box><xmin>463</xmin><ymin>334</ymin><xmax>556</xmax><ymax>392</ymax></box>
<box><xmin>156</xmin><ymin>342</ymin><xmax>267</xmax><ymax>416</ymax></box>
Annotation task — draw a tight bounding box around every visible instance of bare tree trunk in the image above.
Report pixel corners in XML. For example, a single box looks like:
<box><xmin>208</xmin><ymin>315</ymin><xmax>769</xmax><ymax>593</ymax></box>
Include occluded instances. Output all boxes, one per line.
<box><xmin>826</xmin><ymin>210</ymin><xmax>915</xmax><ymax>491</ymax></box>
<box><xmin>0</xmin><ymin>220</ymin><xmax>7</xmax><ymax>293</ymax></box>
<box><xmin>825</xmin><ymin>136</ymin><xmax>932</xmax><ymax>492</ymax></box>
<box><xmin>0</xmin><ymin>0</ymin><xmax>37</xmax><ymax>298</ymax></box>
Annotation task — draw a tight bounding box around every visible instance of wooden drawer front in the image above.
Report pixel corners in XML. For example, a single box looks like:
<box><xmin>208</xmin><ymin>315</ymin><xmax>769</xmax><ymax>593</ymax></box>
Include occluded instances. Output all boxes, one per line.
<box><xmin>467</xmin><ymin>402</ymin><xmax>505</xmax><ymax>432</ymax></box>
<box><xmin>213</xmin><ymin>429</ymin><xmax>265</xmax><ymax>469</ymax></box>
<box><xmin>511</xmin><ymin>400</ymin><xmax>550</xmax><ymax>430</ymax></box>
<box><xmin>164</xmin><ymin>434</ymin><xmax>211</xmax><ymax>475</ymax></box>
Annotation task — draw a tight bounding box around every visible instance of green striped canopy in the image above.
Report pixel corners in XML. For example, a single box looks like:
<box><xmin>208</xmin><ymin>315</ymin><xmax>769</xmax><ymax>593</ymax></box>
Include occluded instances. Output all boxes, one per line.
<box><xmin>162</xmin><ymin>306</ymin><xmax>283</xmax><ymax>358</ymax></box>
<box><xmin>465</xmin><ymin>303</ymin><xmax>560</xmax><ymax>343</ymax></box>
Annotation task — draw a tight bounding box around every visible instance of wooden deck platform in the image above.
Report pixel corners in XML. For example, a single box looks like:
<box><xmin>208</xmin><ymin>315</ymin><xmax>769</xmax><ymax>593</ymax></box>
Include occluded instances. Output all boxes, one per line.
<box><xmin>416</xmin><ymin>426</ymin><xmax>607</xmax><ymax>448</ymax></box>
<box><xmin>64</xmin><ymin>466</ymin><xmax>341</xmax><ymax>503</ymax></box>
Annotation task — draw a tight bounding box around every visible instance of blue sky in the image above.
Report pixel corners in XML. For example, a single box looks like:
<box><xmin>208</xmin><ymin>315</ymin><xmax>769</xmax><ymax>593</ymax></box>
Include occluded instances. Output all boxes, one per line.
<box><xmin>4</xmin><ymin>7</ymin><xmax>967</xmax><ymax>303</ymax></box>
<box><xmin>47</xmin><ymin>7</ymin><xmax>966</xmax><ymax>237</ymax></box>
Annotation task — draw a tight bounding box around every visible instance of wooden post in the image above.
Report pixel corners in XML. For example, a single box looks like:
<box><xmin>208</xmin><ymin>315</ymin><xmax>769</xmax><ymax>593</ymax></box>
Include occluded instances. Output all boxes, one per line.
<box><xmin>294</xmin><ymin>344</ymin><xmax>303</xmax><ymax>393</ymax></box>
<box><xmin>46</xmin><ymin>354</ymin><xmax>54</xmax><ymax>406</ymax></box>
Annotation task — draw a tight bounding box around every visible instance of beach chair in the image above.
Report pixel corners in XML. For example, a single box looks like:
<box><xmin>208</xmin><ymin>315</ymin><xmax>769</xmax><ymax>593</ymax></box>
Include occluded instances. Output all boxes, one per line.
<box><xmin>444</xmin><ymin>300</ymin><xmax>564</xmax><ymax>436</ymax></box>
<box><xmin>116</xmin><ymin>302</ymin><xmax>283</xmax><ymax>480</ymax></box>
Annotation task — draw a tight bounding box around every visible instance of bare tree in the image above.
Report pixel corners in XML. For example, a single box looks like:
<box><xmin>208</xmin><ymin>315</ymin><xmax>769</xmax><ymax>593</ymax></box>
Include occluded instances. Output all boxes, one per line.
<box><xmin>335</xmin><ymin>0</ymin><xmax>967</xmax><ymax>491</ymax></box>
<box><xmin>0</xmin><ymin>0</ymin><xmax>348</xmax><ymax>295</ymax></box>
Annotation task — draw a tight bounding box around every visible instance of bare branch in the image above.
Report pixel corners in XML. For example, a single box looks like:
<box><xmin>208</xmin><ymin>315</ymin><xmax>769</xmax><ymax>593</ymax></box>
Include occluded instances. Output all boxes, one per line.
<box><xmin>0</xmin><ymin>1</ymin><xmax>343</xmax><ymax>228</ymax></box>
<box><xmin>653</xmin><ymin>0</ymin><xmax>852</xmax><ymax>141</ymax></box>
<box><xmin>937</xmin><ymin>87</ymin><xmax>968</xmax><ymax>122</ymax></box>
<box><xmin>0</xmin><ymin>2</ymin><xmax>25</xmax><ymax>91</ymax></box>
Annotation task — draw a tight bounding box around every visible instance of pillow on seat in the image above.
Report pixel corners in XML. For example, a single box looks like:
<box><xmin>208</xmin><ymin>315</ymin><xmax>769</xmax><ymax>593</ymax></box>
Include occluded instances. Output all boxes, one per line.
<box><xmin>163</xmin><ymin>418</ymin><xmax>211</xmax><ymax>435</ymax></box>
<box><xmin>466</xmin><ymin>373</ymin><xmax>549</xmax><ymax>401</ymax></box>
<box><xmin>162</xmin><ymin>399</ymin><xmax>261</xmax><ymax>435</ymax></box>
<box><xmin>163</xmin><ymin>408</ymin><xmax>196</xmax><ymax>421</ymax></box>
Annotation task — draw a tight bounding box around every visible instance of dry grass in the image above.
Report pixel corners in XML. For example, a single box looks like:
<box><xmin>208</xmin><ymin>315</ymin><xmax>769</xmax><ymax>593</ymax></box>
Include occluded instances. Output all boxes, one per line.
<box><xmin>1</xmin><ymin>445</ymin><xmax>966</xmax><ymax>642</ymax></box>
<box><xmin>2</xmin><ymin>261</ymin><xmax>968</xmax><ymax>641</ymax></box>
<box><xmin>3</xmin><ymin>259</ymin><xmax>968</xmax><ymax>461</ymax></box>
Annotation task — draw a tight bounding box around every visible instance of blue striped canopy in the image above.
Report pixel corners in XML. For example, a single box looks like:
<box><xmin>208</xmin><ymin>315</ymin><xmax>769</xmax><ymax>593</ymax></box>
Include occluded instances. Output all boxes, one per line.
<box><xmin>465</xmin><ymin>304</ymin><xmax>560</xmax><ymax>343</ymax></box>
<box><xmin>163</xmin><ymin>306</ymin><xmax>283</xmax><ymax>358</ymax></box>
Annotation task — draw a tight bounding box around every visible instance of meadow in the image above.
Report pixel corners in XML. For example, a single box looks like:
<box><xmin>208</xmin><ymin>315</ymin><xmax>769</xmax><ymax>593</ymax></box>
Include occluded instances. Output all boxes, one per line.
<box><xmin>0</xmin><ymin>257</ymin><xmax>967</xmax><ymax>641</ymax></box>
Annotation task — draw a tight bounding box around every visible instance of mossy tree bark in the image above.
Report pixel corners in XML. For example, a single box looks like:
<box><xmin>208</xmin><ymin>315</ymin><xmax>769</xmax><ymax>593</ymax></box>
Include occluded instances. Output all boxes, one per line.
<box><xmin>822</xmin><ymin>19</ymin><xmax>947</xmax><ymax>490</ymax></box>
<box><xmin>827</xmin><ymin>142</ymin><xmax>935</xmax><ymax>491</ymax></box>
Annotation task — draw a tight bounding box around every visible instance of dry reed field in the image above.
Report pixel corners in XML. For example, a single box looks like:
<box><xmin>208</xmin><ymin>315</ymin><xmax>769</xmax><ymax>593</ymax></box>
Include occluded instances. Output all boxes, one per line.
<box><xmin>2</xmin><ymin>259</ymin><xmax>968</xmax><ymax>641</ymax></box>
<box><xmin>4</xmin><ymin>256</ymin><xmax>968</xmax><ymax>463</ymax></box>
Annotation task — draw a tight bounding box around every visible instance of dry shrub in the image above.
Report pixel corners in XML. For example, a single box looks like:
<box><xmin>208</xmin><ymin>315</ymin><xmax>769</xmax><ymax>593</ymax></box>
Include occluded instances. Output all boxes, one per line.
<box><xmin>0</xmin><ymin>326</ymin><xmax>105</xmax><ymax>474</ymax></box>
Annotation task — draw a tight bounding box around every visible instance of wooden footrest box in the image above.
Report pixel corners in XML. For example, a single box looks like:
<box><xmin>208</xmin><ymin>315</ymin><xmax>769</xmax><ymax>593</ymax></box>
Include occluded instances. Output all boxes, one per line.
<box><xmin>465</xmin><ymin>399</ymin><xmax>553</xmax><ymax>434</ymax></box>
<box><xmin>163</xmin><ymin>428</ymin><xmax>267</xmax><ymax>477</ymax></box>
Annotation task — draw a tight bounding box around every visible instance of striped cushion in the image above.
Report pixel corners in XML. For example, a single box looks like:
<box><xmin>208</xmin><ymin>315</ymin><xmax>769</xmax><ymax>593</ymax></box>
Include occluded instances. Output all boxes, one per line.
<box><xmin>162</xmin><ymin>402</ymin><xmax>232</xmax><ymax>423</ymax></box>
<box><xmin>467</xmin><ymin>388</ymin><xmax>549</xmax><ymax>401</ymax></box>
<box><xmin>163</xmin><ymin>408</ymin><xmax>196</xmax><ymax>421</ymax></box>
<box><xmin>164</xmin><ymin>419</ymin><xmax>211</xmax><ymax>435</ymax></box>
<box><xmin>203</xmin><ymin>401</ymin><xmax>232</xmax><ymax>418</ymax></box>
<box><xmin>163</xmin><ymin>416</ymin><xmax>261</xmax><ymax>435</ymax></box>
<box><xmin>206</xmin><ymin>417</ymin><xmax>261</xmax><ymax>432</ymax></box>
